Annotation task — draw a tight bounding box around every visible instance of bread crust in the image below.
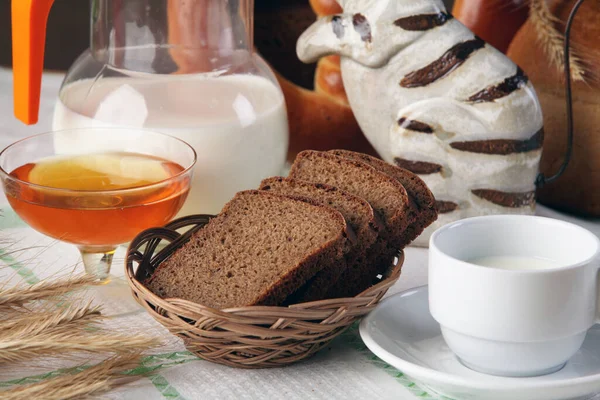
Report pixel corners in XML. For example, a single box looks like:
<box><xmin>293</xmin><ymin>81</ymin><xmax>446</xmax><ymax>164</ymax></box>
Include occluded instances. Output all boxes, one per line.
<box><xmin>290</xmin><ymin>151</ymin><xmax>411</xmax><ymax>242</ymax></box>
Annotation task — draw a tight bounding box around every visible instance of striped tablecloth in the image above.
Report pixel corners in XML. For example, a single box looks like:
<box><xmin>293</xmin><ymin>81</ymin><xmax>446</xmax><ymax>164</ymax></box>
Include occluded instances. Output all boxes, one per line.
<box><xmin>1</xmin><ymin>67</ymin><xmax>599</xmax><ymax>400</ymax></box>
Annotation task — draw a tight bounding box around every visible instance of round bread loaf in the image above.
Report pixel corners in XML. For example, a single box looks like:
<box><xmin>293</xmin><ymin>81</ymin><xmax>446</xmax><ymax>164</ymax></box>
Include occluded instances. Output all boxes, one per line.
<box><xmin>507</xmin><ymin>0</ymin><xmax>600</xmax><ymax>216</ymax></box>
<box><xmin>309</xmin><ymin>0</ymin><xmax>342</xmax><ymax>15</ymax></box>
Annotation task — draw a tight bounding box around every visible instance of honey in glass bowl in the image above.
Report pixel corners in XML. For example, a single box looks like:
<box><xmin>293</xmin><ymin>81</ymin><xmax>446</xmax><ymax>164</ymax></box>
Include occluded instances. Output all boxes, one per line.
<box><xmin>6</xmin><ymin>152</ymin><xmax>190</xmax><ymax>246</ymax></box>
<box><xmin>0</xmin><ymin>129</ymin><xmax>196</xmax><ymax>316</ymax></box>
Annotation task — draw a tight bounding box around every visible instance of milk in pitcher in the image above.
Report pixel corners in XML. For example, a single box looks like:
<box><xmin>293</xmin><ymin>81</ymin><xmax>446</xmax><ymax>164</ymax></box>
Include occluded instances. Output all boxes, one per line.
<box><xmin>53</xmin><ymin>74</ymin><xmax>289</xmax><ymax>216</ymax></box>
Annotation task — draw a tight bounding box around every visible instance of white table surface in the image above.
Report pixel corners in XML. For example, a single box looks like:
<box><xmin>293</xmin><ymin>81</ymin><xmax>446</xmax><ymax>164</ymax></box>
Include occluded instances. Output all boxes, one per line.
<box><xmin>0</xmin><ymin>66</ymin><xmax>599</xmax><ymax>400</ymax></box>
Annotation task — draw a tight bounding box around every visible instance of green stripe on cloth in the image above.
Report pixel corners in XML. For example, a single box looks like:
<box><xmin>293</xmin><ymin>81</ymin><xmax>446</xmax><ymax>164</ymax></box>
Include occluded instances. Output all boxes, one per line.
<box><xmin>0</xmin><ymin>207</ymin><xmax>39</xmax><ymax>284</ymax></box>
<box><xmin>131</xmin><ymin>351</ymin><xmax>197</xmax><ymax>399</ymax></box>
<box><xmin>0</xmin><ymin>352</ymin><xmax>200</xmax><ymax>389</ymax></box>
<box><xmin>0</xmin><ymin>208</ymin><xmax>27</xmax><ymax>230</ymax></box>
<box><xmin>0</xmin><ymin>366</ymin><xmax>88</xmax><ymax>388</ymax></box>
<box><xmin>3</xmin><ymin>323</ymin><xmax>445</xmax><ymax>399</ymax></box>
<box><xmin>0</xmin><ymin>249</ymin><xmax>40</xmax><ymax>285</ymax></box>
<box><xmin>0</xmin><ymin>228</ymin><xmax>192</xmax><ymax>398</ymax></box>
<box><xmin>340</xmin><ymin>322</ymin><xmax>449</xmax><ymax>399</ymax></box>
<box><xmin>135</xmin><ymin>351</ymin><xmax>199</xmax><ymax>371</ymax></box>
<box><xmin>148</xmin><ymin>374</ymin><xmax>187</xmax><ymax>400</ymax></box>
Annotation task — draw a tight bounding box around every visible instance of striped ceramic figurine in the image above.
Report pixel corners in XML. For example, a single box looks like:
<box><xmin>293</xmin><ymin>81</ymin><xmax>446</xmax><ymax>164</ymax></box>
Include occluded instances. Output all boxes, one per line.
<box><xmin>297</xmin><ymin>0</ymin><xmax>544</xmax><ymax>245</ymax></box>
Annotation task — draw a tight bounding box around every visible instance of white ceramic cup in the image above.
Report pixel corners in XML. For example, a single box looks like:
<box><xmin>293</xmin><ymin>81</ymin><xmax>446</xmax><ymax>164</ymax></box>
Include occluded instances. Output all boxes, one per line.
<box><xmin>429</xmin><ymin>215</ymin><xmax>600</xmax><ymax>377</ymax></box>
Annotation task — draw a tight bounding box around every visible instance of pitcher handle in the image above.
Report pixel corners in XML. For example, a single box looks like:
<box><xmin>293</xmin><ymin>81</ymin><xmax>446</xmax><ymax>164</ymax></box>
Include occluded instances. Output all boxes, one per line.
<box><xmin>12</xmin><ymin>0</ymin><xmax>56</xmax><ymax>125</ymax></box>
<box><xmin>535</xmin><ymin>0</ymin><xmax>585</xmax><ymax>188</ymax></box>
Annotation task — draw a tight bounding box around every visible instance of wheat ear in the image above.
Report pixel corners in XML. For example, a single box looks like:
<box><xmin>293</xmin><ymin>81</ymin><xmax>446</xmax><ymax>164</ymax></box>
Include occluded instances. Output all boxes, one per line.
<box><xmin>1</xmin><ymin>353</ymin><xmax>143</xmax><ymax>400</ymax></box>
<box><xmin>0</xmin><ymin>301</ymin><xmax>102</xmax><ymax>340</ymax></box>
<box><xmin>529</xmin><ymin>0</ymin><xmax>586</xmax><ymax>81</ymax></box>
<box><xmin>0</xmin><ymin>331</ymin><xmax>160</xmax><ymax>363</ymax></box>
<box><xmin>0</xmin><ymin>275</ymin><xmax>98</xmax><ymax>306</ymax></box>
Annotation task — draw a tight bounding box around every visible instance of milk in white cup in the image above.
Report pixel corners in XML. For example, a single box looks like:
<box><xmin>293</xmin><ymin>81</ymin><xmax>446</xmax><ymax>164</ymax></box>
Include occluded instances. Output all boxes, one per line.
<box><xmin>468</xmin><ymin>255</ymin><xmax>564</xmax><ymax>270</ymax></box>
<box><xmin>429</xmin><ymin>215</ymin><xmax>600</xmax><ymax>377</ymax></box>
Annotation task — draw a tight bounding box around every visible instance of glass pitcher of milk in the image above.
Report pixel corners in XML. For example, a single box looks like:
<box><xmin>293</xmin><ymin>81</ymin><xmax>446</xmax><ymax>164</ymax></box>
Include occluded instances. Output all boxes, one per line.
<box><xmin>12</xmin><ymin>0</ymin><xmax>288</xmax><ymax>216</ymax></box>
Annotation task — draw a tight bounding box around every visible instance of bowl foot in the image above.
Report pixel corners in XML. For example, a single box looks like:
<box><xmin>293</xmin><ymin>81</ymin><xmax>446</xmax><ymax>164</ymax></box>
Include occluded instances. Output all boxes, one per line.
<box><xmin>457</xmin><ymin>356</ymin><xmax>566</xmax><ymax>377</ymax></box>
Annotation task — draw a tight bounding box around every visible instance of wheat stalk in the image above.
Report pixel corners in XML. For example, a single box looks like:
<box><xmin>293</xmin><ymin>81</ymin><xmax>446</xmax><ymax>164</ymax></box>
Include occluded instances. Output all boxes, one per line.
<box><xmin>0</xmin><ymin>304</ymin><xmax>28</xmax><ymax>320</ymax></box>
<box><xmin>0</xmin><ymin>301</ymin><xmax>102</xmax><ymax>340</ymax></box>
<box><xmin>0</xmin><ymin>330</ymin><xmax>160</xmax><ymax>363</ymax></box>
<box><xmin>529</xmin><ymin>0</ymin><xmax>586</xmax><ymax>81</ymax></box>
<box><xmin>0</xmin><ymin>275</ymin><xmax>98</xmax><ymax>307</ymax></box>
<box><xmin>0</xmin><ymin>262</ymin><xmax>161</xmax><ymax>397</ymax></box>
<box><xmin>1</xmin><ymin>353</ymin><xmax>143</xmax><ymax>400</ymax></box>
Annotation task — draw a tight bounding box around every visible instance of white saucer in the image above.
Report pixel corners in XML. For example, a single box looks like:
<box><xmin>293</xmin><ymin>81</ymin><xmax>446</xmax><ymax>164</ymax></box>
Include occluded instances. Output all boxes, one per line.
<box><xmin>359</xmin><ymin>286</ymin><xmax>600</xmax><ymax>400</ymax></box>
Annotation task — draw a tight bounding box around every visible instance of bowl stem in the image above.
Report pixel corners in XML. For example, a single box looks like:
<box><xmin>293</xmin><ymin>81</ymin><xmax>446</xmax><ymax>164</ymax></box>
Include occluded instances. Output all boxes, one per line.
<box><xmin>78</xmin><ymin>246</ymin><xmax>116</xmax><ymax>281</ymax></box>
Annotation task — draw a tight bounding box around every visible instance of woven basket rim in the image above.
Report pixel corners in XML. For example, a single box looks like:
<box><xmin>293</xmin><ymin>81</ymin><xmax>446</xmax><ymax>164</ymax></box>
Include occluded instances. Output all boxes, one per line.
<box><xmin>125</xmin><ymin>214</ymin><xmax>404</xmax><ymax>315</ymax></box>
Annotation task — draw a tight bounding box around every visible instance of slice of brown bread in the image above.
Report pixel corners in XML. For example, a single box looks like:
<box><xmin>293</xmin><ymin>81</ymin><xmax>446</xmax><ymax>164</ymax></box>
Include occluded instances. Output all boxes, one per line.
<box><xmin>288</xmin><ymin>151</ymin><xmax>411</xmax><ymax>297</ymax></box>
<box><xmin>259</xmin><ymin>177</ymin><xmax>381</xmax><ymax>302</ymax></box>
<box><xmin>329</xmin><ymin>150</ymin><xmax>438</xmax><ymax>246</ymax></box>
<box><xmin>145</xmin><ymin>190</ymin><xmax>348</xmax><ymax>309</ymax></box>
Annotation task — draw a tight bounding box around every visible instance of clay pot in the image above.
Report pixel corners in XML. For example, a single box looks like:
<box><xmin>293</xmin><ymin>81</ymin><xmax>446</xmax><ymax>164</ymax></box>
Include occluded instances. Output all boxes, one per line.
<box><xmin>507</xmin><ymin>0</ymin><xmax>600</xmax><ymax>217</ymax></box>
<box><xmin>452</xmin><ymin>0</ymin><xmax>529</xmax><ymax>53</ymax></box>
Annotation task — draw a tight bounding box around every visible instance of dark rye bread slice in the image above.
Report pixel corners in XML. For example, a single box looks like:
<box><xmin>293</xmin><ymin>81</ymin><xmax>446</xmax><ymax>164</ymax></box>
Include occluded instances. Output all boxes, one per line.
<box><xmin>259</xmin><ymin>177</ymin><xmax>381</xmax><ymax>302</ymax></box>
<box><xmin>329</xmin><ymin>150</ymin><xmax>437</xmax><ymax>245</ymax></box>
<box><xmin>145</xmin><ymin>190</ymin><xmax>348</xmax><ymax>309</ymax></box>
<box><xmin>289</xmin><ymin>151</ymin><xmax>411</xmax><ymax>245</ymax></box>
<box><xmin>288</xmin><ymin>151</ymin><xmax>411</xmax><ymax>297</ymax></box>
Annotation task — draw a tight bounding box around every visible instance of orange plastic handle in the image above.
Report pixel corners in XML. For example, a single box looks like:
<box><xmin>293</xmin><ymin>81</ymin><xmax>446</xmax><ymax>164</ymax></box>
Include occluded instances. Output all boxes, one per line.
<box><xmin>12</xmin><ymin>0</ymin><xmax>55</xmax><ymax>125</ymax></box>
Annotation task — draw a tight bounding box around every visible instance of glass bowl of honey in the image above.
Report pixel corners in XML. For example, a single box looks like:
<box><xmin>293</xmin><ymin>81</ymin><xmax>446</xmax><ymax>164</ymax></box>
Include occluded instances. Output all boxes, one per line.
<box><xmin>0</xmin><ymin>128</ymin><xmax>196</xmax><ymax>314</ymax></box>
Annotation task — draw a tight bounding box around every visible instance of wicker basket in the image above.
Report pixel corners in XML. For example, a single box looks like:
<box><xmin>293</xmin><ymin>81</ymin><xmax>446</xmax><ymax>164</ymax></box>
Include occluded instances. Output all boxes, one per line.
<box><xmin>125</xmin><ymin>215</ymin><xmax>403</xmax><ymax>368</ymax></box>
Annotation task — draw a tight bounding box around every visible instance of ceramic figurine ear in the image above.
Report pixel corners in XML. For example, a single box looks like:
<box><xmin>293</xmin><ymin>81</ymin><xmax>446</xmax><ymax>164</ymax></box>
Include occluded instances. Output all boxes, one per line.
<box><xmin>297</xmin><ymin>14</ymin><xmax>354</xmax><ymax>64</ymax></box>
<box><xmin>297</xmin><ymin>13</ymin><xmax>422</xmax><ymax>68</ymax></box>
